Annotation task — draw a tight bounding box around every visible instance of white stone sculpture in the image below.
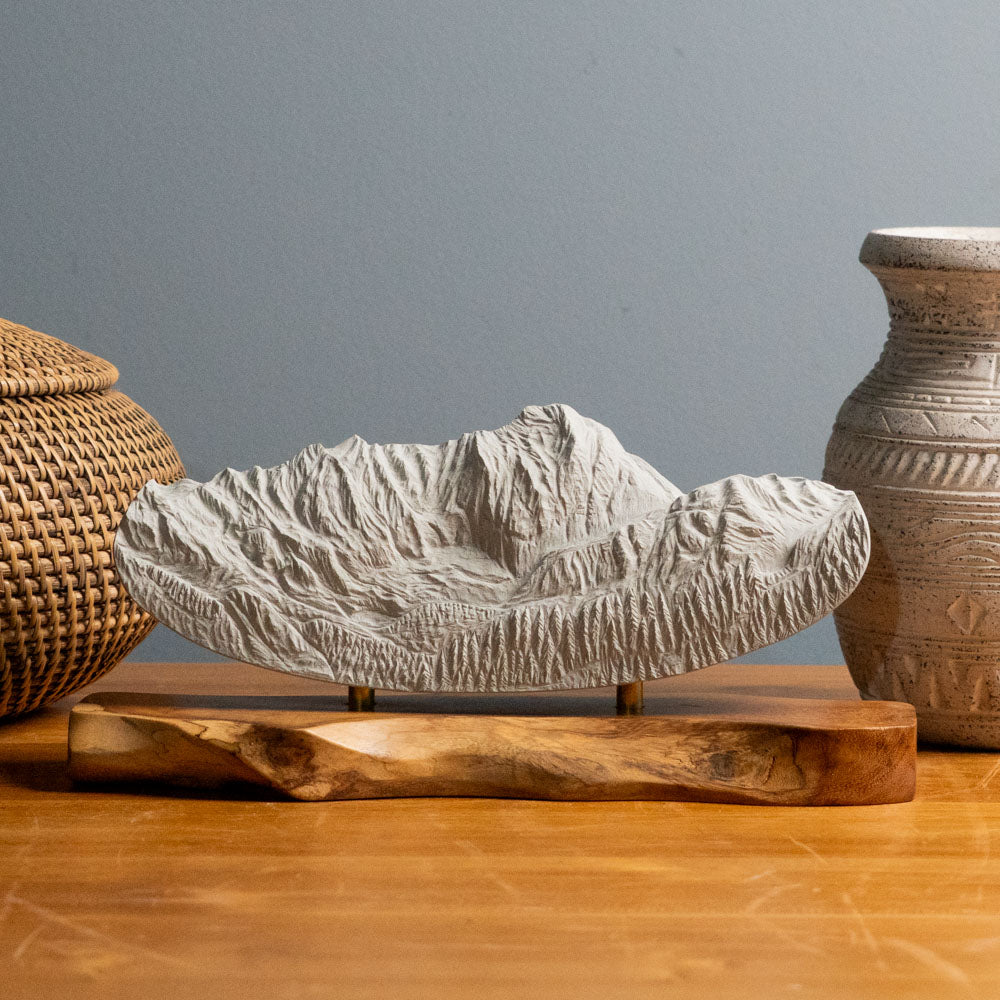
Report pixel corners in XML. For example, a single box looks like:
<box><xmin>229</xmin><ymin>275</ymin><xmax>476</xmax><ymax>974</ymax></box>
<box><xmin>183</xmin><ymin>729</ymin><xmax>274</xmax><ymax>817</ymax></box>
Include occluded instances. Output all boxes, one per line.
<box><xmin>115</xmin><ymin>405</ymin><xmax>870</xmax><ymax>691</ymax></box>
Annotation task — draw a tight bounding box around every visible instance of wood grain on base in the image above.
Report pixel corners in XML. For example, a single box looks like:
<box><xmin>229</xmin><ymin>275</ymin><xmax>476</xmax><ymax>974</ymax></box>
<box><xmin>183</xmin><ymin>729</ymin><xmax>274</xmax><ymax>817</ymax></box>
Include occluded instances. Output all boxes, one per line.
<box><xmin>68</xmin><ymin>688</ymin><xmax>915</xmax><ymax>805</ymax></box>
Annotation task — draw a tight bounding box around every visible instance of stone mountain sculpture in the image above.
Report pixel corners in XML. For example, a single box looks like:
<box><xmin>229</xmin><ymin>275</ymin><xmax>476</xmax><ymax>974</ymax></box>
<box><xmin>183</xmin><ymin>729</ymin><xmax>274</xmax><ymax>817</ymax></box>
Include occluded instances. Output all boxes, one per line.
<box><xmin>114</xmin><ymin>404</ymin><xmax>870</xmax><ymax>691</ymax></box>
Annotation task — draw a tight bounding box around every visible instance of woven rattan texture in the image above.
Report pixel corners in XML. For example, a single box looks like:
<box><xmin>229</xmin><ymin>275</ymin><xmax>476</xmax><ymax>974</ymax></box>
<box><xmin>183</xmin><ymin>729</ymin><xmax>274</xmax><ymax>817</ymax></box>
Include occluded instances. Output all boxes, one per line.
<box><xmin>0</xmin><ymin>389</ymin><xmax>185</xmax><ymax>717</ymax></box>
<box><xmin>0</xmin><ymin>318</ymin><xmax>118</xmax><ymax>398</ymax></box>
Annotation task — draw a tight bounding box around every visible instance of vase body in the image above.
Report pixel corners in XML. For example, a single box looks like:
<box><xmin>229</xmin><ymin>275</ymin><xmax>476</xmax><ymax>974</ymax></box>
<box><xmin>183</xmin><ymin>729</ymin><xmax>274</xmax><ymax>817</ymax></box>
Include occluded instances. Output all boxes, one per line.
<box><xmin>825</xmin><ymin>228</ymin><xmax>1000</xmax><ymax>747</ymax></box>
<box><xmin>0</xmin><ymin>317</ymin><xmax>185</xmax><ymax>718</ymax></box>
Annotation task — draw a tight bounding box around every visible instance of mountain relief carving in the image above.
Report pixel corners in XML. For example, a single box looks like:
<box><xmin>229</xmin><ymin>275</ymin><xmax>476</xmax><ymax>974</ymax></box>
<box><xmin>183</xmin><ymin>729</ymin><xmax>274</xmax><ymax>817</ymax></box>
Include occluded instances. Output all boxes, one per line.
<box><xmin>115</xmin><ymin>405</ymin><xmax>870</xmax><ymax>692</ymax></box>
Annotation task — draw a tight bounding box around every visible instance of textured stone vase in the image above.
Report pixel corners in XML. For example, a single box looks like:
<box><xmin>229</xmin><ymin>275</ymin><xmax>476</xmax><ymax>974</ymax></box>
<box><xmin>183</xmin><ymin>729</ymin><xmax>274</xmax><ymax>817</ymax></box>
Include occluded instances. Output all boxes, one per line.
<box><xmin>825</xmin><ymin>228</ymin><xmax>1000</xmax><ymax>747</ymax></box>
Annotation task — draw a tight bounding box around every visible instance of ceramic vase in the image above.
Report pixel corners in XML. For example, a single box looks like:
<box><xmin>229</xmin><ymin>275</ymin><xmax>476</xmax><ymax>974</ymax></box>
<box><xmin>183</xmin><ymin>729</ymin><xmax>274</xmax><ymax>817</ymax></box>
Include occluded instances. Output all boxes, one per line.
<box><xmin>825</xmin><ymin>228</ymin><xmax>1000</xmax><ymax>747</ymax></box>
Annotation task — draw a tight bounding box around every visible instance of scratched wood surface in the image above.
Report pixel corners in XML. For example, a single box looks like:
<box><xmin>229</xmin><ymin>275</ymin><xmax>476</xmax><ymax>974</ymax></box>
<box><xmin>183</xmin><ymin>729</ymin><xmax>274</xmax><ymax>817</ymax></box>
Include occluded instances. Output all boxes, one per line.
<box><xmin>1</xmin><ymin>661</ymin><xmax>999</xmax><ymax>1000</ymax></box>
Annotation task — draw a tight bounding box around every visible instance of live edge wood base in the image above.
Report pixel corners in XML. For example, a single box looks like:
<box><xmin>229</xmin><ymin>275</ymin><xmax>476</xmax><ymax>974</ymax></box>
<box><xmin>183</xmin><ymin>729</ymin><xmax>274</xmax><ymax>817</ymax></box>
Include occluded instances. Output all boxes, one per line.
<box><xmin>67</xmin><ymin>683</ymin><xmax>917</xmax><ymax>806</ymax></box>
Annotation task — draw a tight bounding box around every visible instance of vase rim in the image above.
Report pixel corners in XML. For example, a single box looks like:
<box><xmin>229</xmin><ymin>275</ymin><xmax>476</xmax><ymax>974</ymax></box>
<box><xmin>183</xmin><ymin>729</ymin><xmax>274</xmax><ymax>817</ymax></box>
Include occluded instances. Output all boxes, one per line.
<box><xmin>861</xmin><ymin>228</ymin><xmax>1000</xmax><ymax>272</ymax></box>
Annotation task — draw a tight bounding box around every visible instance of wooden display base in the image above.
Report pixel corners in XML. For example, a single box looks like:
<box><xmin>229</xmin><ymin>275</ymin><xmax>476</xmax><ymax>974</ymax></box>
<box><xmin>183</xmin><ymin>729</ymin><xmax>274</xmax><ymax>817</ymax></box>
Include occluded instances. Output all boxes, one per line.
<box><xmin>67</xmin><ymin>680</ymin><xmax>917</xmax><ymax>805</ymax></box>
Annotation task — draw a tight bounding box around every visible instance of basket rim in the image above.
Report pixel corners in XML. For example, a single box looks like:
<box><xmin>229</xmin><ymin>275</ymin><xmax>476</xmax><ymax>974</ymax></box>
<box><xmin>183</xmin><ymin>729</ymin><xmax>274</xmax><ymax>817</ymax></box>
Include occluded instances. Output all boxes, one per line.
<box><xmin>0</xmin><ymin>317</ymin><xmax>119</xmax><ymax>397</ymax></box>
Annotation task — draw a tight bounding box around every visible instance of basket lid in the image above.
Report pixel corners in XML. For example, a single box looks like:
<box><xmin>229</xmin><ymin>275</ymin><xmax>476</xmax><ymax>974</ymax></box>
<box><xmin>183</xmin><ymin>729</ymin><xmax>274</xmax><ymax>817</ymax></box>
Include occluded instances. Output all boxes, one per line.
<box><xmin>0</xmin><ymin>317</ymin><xmax>118</xmax><ymax>397</ymax></box>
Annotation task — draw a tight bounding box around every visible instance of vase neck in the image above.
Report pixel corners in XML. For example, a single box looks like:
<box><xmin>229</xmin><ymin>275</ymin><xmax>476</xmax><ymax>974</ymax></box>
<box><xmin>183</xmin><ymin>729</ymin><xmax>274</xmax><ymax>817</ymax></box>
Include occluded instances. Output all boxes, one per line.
<box><xmin>871</xmin><ymin>267</ymin><xmax>1000</xmax><ymax>336</ymax></box>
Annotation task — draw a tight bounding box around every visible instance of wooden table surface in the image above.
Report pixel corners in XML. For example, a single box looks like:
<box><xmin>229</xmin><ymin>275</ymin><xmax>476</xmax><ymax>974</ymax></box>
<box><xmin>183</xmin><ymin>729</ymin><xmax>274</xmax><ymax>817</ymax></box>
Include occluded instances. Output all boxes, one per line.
<box><xmin>2</xmin><ymin>661</ymin><xmax>999</xmax><ymax>999</ymax></box>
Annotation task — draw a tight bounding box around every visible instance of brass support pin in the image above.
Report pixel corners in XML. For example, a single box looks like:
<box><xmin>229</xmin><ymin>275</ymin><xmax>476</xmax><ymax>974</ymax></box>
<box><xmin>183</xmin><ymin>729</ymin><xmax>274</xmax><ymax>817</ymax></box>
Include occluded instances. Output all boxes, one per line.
<box><xmin>347</xmin><ymin>686</ymin><xmax>375</xmax><ymax>711</ymax></box>
<box><xmin>616</xmin><ymin>681</ymin><xmax>644</xmax><ymax>716</ymax></box>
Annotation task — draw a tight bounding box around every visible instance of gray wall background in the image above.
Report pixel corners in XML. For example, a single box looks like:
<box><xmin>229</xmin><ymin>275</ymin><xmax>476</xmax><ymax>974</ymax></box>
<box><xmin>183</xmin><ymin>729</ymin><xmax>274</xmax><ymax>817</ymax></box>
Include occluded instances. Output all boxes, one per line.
<box><xmin>1</xmin><ymin>2</ymin><xmax>997</xmax><ymax>665</ymax></box>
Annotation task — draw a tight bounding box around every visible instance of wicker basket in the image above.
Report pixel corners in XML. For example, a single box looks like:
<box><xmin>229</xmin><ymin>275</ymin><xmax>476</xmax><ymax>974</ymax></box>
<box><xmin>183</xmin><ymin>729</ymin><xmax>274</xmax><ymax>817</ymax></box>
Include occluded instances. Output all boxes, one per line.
<box><xmin>0</xmin><ymin>317</ymin><xmax>185</xmax><ymax>718</ymax></box>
